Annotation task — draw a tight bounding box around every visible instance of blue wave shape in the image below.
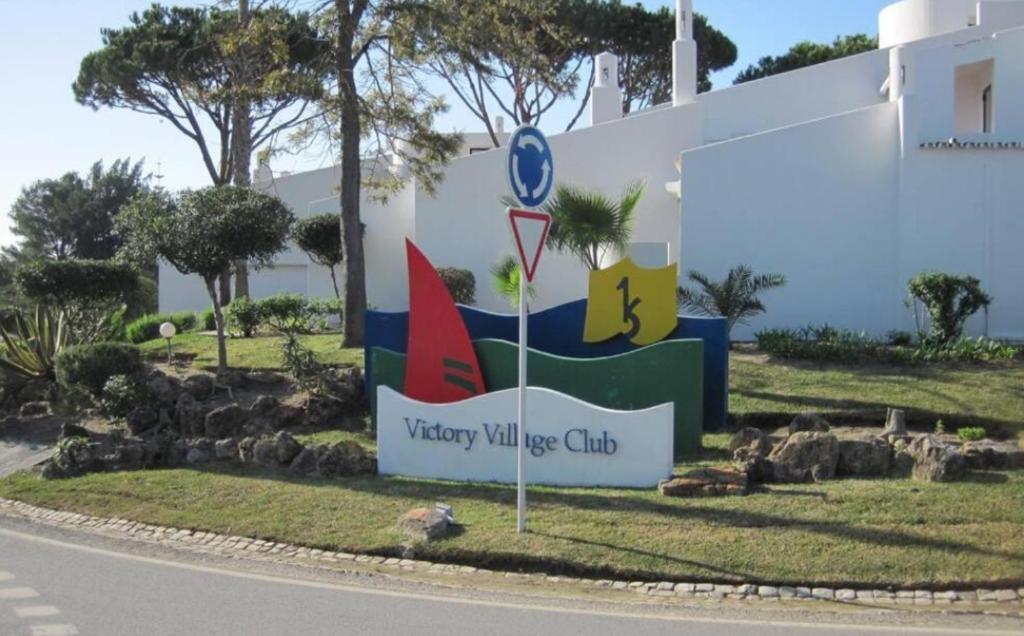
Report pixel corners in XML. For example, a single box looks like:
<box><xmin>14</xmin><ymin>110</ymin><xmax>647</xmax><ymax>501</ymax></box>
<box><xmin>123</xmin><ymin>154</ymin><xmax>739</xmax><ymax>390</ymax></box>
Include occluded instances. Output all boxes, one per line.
<box><xmin>364</xmin><ymin>298</ymin><xmax>728</xmax><ymax>431</ymax></box>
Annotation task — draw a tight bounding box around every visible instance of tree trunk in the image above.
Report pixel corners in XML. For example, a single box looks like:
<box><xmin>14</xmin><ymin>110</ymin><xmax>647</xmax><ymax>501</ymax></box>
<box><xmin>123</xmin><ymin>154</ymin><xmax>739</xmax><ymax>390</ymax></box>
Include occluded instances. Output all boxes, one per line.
<box><xmin>218</xmin><ymin>269</ymin><xmax>232</xmax><ymax>307</ymax></box>
<box><xmin>336</xmin><ymin>3</ymin><xmax>366</xmax><ymax>347</ymax></box>
<box><xmin>231</xmin><ymin>0</ymin><xmax>253</xmax><ymax>300</ymax></box>
<box><xmin>204</xmin><ymin>277</ymin><xmax>229</xmax><ymax>375</ymax></box>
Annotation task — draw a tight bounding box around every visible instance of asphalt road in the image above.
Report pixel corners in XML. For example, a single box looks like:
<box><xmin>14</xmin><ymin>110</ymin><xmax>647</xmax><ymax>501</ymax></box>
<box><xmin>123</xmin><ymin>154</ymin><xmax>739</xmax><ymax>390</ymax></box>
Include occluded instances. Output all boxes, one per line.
<box><xmin>0</xmin><ymin>515</ymin><xmax>1019</xmax><ymax>636</ymax></box>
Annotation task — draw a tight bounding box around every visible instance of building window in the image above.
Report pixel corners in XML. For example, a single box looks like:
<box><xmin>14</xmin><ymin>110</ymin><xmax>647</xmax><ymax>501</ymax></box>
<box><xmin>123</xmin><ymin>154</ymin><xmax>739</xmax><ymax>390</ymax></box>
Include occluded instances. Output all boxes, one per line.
<box><xmin>982</xmin><ymin>85</ymin><xmax>993</xmax><ymax>133</ymax></box>
<box><xmin>954</xmin><ymin>59</ymin><xmax>994</xmax><ymax>134</ymax></box>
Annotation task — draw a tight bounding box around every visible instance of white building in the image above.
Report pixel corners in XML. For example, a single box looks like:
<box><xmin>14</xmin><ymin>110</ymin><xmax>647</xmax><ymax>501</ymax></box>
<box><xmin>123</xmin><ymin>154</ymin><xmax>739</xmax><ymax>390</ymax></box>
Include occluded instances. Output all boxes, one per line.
<box><xmin>159</xmin><ymin>0</ymin><xmax>1024</xmax><ymax>342</ymax></box>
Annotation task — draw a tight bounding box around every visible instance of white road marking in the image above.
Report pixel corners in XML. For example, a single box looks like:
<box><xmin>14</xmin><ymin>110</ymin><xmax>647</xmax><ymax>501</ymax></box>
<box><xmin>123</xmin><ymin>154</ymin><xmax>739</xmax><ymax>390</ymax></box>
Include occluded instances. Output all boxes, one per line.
<box><xmin>0</xmin><ymin>525</ymin><xmax>1017</xmax><ymax>636</ymax></box>
<box><xmin>29</xmin><ymin>625</ymin><xmax>79</xmax><ymax>636</ymax></box>
<box><xmin>0</xmin><ymin>571</ymin><xmax>13</xmax><ymax>582</ymax></box>
<box><xmin>0</xmin><ymin>587</ymin><xmax>39</xmax><ymax>599</ymax></box>
<box><xmin>15</xmin><ymin>606</ymin><xmax>61</xmax><ymax>618</ymax></box>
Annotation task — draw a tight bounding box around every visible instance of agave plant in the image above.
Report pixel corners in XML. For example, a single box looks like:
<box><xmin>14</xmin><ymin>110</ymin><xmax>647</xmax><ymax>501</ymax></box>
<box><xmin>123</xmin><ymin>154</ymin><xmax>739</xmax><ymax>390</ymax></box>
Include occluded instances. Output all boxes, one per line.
<box><xmin>678</xmin><ymin>266</ymin><xmax>787</xmax><ymax>340</ymax></box>
<box><xmin>491</xmin><ymin>256</ymin><xmax>536</xmax><ymax>310</ymax></box>
<box><xmin>0</xmin><ymin>306</ymin><xmax>69</xmax><ymax>381</ymax></box>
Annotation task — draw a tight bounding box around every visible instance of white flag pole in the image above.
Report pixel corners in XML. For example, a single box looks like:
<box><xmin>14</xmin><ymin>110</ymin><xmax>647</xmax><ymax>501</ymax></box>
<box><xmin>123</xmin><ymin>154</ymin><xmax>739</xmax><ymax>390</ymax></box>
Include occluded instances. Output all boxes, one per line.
<box><xmin>516</xmin><ymin>265</ymin><xmax>528</xmax><ymax>534</ymax></box>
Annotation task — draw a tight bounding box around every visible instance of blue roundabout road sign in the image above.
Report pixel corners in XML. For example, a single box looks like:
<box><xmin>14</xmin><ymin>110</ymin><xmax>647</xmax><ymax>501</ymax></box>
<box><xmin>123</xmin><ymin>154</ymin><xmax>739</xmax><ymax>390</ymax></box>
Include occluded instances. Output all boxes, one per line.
<box><xmin>506</xmin><ymin>125</ymin><xmax>554</xmax><ymax>209</ymax></box>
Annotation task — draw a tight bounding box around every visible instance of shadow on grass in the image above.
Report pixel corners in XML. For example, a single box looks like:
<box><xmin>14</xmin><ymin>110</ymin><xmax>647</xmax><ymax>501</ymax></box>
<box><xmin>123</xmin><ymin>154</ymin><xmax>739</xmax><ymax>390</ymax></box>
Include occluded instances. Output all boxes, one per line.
<box><xmin>730</xmin><ymin>391</ymin><xmax>1021</xmax><ymax>433</ymax></box>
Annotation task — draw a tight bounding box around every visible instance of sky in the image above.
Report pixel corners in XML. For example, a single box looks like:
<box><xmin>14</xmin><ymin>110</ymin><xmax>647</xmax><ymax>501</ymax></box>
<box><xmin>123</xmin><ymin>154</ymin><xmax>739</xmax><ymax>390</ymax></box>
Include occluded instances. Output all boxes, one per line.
<box><xmin>0</xmin><ymin>0</ymin><xmax>894</xmax><ymax>250</ymax></box>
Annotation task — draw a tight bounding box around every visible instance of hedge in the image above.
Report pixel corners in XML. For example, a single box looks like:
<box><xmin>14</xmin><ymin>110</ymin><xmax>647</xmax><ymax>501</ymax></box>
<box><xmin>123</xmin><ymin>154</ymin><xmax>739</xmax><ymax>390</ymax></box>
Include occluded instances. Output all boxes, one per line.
<box><xmin>55</xmin><ymin>343</ymin><xmax>143</xmax><ymax>396</ymax></box>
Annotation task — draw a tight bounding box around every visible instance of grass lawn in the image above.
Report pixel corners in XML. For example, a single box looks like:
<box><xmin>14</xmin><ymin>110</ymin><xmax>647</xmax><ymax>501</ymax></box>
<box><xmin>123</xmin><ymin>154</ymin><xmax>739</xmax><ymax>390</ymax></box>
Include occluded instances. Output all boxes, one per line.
<box><xmin>730</xmin><ymin>353</ymin><xmax>1024</xmax><ymax>440</ymax></box>
<box><xmin>7</xmin><ymin>336</ymin><xmax>1019</xmax><ymax>587</ymax></box>
<box><xmin>139</xmin><ymin>332</ymin><xmax>363</xmax><ymax>371</ymax></box>
<box><xmin>1</xmin><ymin>451</ymin><xmax>1021</xmax><ymax>588</ymax></box>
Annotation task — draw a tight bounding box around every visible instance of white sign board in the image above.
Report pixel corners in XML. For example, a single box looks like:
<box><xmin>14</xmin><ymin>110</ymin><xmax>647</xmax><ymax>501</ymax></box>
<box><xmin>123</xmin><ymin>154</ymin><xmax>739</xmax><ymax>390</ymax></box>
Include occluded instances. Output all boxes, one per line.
<box><xmin>376</xmin><ymin>386</ymin><xmax>674</xmax><ymax>488</ymax></box>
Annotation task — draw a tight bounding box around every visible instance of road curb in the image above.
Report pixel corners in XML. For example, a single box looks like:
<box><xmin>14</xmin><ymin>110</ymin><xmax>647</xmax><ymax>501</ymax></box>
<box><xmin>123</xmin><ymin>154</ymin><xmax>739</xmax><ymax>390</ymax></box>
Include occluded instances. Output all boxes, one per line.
<box><xmin>1</xmin><ymin>496</ymin><xmax>1021</xmax><ymax>615</ymax></box>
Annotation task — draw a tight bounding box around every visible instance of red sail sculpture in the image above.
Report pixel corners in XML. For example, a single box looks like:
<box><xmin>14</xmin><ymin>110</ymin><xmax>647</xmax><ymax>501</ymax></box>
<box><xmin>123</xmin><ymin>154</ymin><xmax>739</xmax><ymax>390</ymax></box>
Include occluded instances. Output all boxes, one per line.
<box><xmin>404</xmin><ymin>239</ymin><xmax>486</xmax><ymax>403</ymax></box>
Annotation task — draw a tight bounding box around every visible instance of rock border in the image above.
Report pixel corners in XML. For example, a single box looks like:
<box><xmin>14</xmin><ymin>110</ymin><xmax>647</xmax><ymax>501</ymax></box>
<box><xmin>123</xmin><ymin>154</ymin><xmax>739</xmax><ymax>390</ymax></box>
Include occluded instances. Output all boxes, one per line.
<box><xmin>1</xmin><ymin>497</ymin><xmax>1020</xmax><ymax>615</ymax></box>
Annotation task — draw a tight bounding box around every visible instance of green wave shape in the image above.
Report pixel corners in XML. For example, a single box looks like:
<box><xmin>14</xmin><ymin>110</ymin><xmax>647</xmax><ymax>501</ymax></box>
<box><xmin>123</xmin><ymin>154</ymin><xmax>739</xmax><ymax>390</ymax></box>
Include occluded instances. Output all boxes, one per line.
<box><xmin>370</xmin><ymin>338</ymin><xmax>703</xmax><ymax>459</ymax></box>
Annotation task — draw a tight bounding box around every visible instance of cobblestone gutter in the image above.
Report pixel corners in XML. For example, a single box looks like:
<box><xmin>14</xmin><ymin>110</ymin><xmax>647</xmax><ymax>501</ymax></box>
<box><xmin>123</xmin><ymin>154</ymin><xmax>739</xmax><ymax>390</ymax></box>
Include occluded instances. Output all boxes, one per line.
<box><xmin>1</xmin><ymin>497</ymin><xmax>1021</xmax><ymax>615</ymax></box>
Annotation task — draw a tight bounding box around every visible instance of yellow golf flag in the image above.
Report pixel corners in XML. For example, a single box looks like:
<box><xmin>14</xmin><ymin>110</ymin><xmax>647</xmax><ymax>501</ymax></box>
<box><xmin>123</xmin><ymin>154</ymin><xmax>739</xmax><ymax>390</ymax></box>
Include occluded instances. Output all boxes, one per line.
<box><xmin>583</xmin><ymin>258</ymin><xmax>679</xmax><ymax>346</ymax></box>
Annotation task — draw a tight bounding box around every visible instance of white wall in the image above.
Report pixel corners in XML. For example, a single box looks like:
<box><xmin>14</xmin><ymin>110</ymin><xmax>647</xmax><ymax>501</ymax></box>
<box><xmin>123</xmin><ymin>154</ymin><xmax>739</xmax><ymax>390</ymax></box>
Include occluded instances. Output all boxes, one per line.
<box><xmin>681</xmin><ymin>103</ymin><xmax>902</xmax><ymax>340</ymax></box>
<box><xmin>414</xmin><ymin>46</ymin><xmax>896</xmax><ymax>313</ymax></box>
<box><xmin>880</xmin><ymin>0</ymin><xmax>979</xmax><ymax>48</ymax></box>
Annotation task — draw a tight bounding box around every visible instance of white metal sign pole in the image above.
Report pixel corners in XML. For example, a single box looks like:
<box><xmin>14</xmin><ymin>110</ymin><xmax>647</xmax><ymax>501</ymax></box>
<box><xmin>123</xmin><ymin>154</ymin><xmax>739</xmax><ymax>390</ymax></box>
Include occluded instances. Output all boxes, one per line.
<box><xmin>516</xmin><ymin>257</ymin><xmax>528</xmax><ymax>533</ymax></box>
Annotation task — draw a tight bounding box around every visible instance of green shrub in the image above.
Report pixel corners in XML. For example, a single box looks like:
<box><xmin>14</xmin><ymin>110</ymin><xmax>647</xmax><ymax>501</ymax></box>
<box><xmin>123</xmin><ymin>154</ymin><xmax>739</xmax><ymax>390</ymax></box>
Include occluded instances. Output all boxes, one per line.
<box><xmin>755</xmin><ymin>325</ymin><xmax>898</xmax><ymax>363</ymax></box>
<box><xmin>437</xmin><ymin>267</ymin><xmax>476</xmax><ymax>305</ymax></box>
<box><xmin>957</xmin><ymin>426</ymin><xmax>986</xmax><ymax>442</ymax></box>
<box><xmin>887</xmin><ymin>330</ymin><xmax>914</xmax><ymax>347</ymax></box>
<box><xmin>56</xmin><ymin>343</ymin><xmax>143</xmax><ymax>395</ymax></box>
<box><xmin>257</xmin><ymin>294</ymin><xmax>337</xmax><ymax>335</ymax></box>
<box><xmin>908</xmin><ymin>272</ymin><xmax>992</xmax><ymax>344</ymax></box>
<box><xmin>14</xmin><ymin>259</ymin><xmax>140</xmax><ymax>343</ymax></box>
<box><xmin>910</xmin><ymin>336</ymin><xmax>1018</xmax><ymax>363</ymax></box>
<box><xmin>125</xmin><ymin>311</ymin><xmax>198</xmax><ymax>343</ymax></box>
<box><xmin>225</xmin><ymin>297</ymin><xmax>262</xmax><ymax>338</ymax></box>
<box><xmin>100</xmin><ymin>374</ymin><xmax>146</xmax><ymax>418</ymax></box>
<box><xmin>934</xmin><ymin>419</ymin><xmax>946</xmax><ymax>435</ymax></box>
<box><xmin>757</xmin><ymin>324</ymin><xmax>1017</xmax><ymax>364</ymax></box>
<box><xmin>199</xmin><ymin>308</ymin><xmax>217</xmax><ymax>331</ymax></box>
<box><xmin>280</xmin><ymin>334</ymin><xmax>327</xmax><ymax>393</ymax></box>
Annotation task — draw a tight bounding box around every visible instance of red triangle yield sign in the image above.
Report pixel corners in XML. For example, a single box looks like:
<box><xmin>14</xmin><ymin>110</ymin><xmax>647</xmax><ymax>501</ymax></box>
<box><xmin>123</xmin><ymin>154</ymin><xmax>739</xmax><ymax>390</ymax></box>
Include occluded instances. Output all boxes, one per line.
<box><xmin>507</xmin><ymin>208</ymin><xmax>552</xmax><ymax>283</ymax></box>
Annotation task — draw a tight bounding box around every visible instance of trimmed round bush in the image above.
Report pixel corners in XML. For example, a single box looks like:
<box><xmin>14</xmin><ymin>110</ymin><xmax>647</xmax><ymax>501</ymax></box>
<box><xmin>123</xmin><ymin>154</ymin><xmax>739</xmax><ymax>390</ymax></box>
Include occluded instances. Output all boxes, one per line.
<box><xmin>437</xmin><ymin>267</ymin><xmax>476</xmax><ymax>305</ymax></box>
<box><xmin>225</xmin><ymin>297</ymin><xmax>262</xmax><ymax>338</ymax></box>
<box><xmin>56</xmin><ymin>343</ymin><xmax>143</xmax><ymax>396</ymax></box>
<box><xmin>125</xmin><ymin>311</ymin><xmax>198</xmax><ymax>343</ymax></box>
<box><xmin>15</xmin><ymin>259</ymin><xmax>139</xmax><ymax>307</ymax></box>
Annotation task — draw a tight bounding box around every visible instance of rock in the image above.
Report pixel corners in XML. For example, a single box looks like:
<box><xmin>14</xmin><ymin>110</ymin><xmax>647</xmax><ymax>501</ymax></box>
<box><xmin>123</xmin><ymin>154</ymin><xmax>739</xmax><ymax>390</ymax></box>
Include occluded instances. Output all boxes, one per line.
<box><xmin>288</xmin><ymin>446</ymin><xmax>321</xmax><ymax>476</ymax></box>
<box><xmin>59</xmin><ymin>422</ymin><xmax>90</xmax><ymax>440</ymax></box>
<box><xmin>659</xmin><ymin>467</ymin><xmax>748</xmax><ymax>497</ymax></box>
<box><xmin>250</xmin><ymin>395</ymin><xmax>280</xmax><ymax>415</ymax></box>
<box><xmin>908</xmin><ymin>435</ymin><xmax>966</xmax><ymax>482</ymax></box>
<box><xmin>767</xmin><ymin>431</ymin><xmax>839</xmax><ymax>483</ymax></box>
<box><xmin>272</xmin><ymin>404</ymin><xmax>304</xmax><ymax>429</ymax></box>
<box><xmin>327</xmin><ymin>366</ymin><xmax>365</xmax><ymax>403</ymax></box>
<box><xmin>884</xmin><ymin>408</ymin><xmax>907</xmax><ymax>436</ymax></box>
<box><xmin>961</xmin><ymin>441</ymin><xmax>1024</xmax><ymax>470</ymax></box>
<box><xmin>303</xmin><ymin>395</ymin><xmax>346</xmax><ymax>428</ymax></box>
<box><xmin>238</xmin><ymin>436</ymin><xmax>258</xmax><ymax>463</ymax></box>
<box><xmin>174</xmin><ymin>393</ymin><xmax>206</xmax><ymax>436</ymax></box>
<box><xmin>245</xmin><ymin>371</ymin><xmax>285</xmax><ymax>386</ymax></box>
<box><xmin>788</xmin><ymin>412</ymin><xmax>831</xmax><ymax>436</ymax></box>
<box><xmin>398</xmin><ymin>503</ymin><xmax>456</xmax><ymax>542</ymax></box>
<box><xmin>16</xmin><ymin>380</ymin><xmax>51</xmax><ymax>405</ymax></box>
<box><xmin>217</xmin><ymin>370</ymin><xmax>247</xmax><ymax>389</ymax></box>
<box><xmin>214</xmin><ymin>438</ymin><xmax>238</xmax><ymax>460</ymax></box>
<box><xmin>185</xmin><ymin>448</ymin><xmax>210</xmax><ymax>464</ymax></box>
<box><xmin>145</xmin><ymin>371</ymin><xmax>180</xmax><ymax>407</ymax></box>
<box><xmin>733</xmin><ymin>446</ymin><xmax>774</xmax><ymax>482</ymax></box>
<box><xmin>204</xmin><ymin>404</ymin><xmax>248</xmax><ymax>439</ymax></box>
<box><xmin>102</xmin><ymin>441</ymin><xmax>148</xmax><ymax>471</ymax></box>
<box><xmin>890</xmin><ymin>437</ymin><xmax>915</xmax><ymax>476</ymax></box>
<box><xmin>182</xmin><ymin>373</ymin><xmax>215</xmax><ymax>400</ymax></box>
<box><xmin>729</xmin><ymin>427</ymin><xmax>773</xmax><ymax>454</ymax></box>
<box><xmin>19</xmin><ymin>401</ymin><xmax>50</xmax><ymax>417</ymax></box>
<box><xmin>837</xmin><ymin>436</ymin><xmax>891</xmax><ymax>476</ymax></box>
<box><xmin>253</xmin><ymin>437</ymin><xmax>281</xmax><ymax>467</ymax></box>
<box><xmin>126</xmin><ymin>406</ymin><xmax>159</xmax><ymax>435</ymax></box>
<box><xmin>316</xmin><ymin>441</ymin><xmax>376</xmax><ymax>477</ymax></box>
<box><xmin>274</xmin><ymin>431</ymin><xmax>303</xmax><ymax>464</ymax></box>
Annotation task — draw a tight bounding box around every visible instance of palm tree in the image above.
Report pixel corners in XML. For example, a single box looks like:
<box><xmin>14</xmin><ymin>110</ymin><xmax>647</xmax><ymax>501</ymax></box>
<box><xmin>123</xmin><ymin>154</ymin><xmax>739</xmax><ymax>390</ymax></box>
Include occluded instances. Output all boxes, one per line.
<box><xmin>678</xmin><ymin>265</ymin><xmax>786</xmax><ymax>340</ymax></box>
<box><xmin>539</xmin><ymin>181</ymin><xmax>645</xmax><ymax>270</ymax></box>
<box><xmin>491</xmin><ymin>255</ymin><xmax>536</xmax><ymax>309</ymax></box>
